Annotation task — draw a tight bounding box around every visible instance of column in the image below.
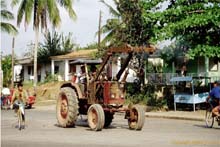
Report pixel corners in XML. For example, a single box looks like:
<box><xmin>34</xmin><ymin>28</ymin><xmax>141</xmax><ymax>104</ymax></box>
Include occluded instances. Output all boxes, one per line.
<box><xmin>51</xmin><ymin>60</ymin><xmax>55</xmax><ymax>76</ymax></box>
<box><xmin>64</xmin><ymin>59</ymin><xmax>69</xmax><ymax>81</ymax></box>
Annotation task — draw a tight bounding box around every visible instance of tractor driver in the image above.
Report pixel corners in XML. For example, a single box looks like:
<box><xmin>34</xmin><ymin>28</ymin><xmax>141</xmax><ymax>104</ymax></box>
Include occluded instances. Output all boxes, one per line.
<box><xmin>79</xmin><ymin>65</ymin><xmax>86</xmax><ymax>84</ymax></box>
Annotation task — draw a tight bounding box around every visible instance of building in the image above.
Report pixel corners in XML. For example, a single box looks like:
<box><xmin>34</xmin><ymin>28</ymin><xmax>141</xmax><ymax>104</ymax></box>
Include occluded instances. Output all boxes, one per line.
<box><xmin>14</xmin><ymin>57</ymin><xmax>50</xmax><ymax>83</ymax></box>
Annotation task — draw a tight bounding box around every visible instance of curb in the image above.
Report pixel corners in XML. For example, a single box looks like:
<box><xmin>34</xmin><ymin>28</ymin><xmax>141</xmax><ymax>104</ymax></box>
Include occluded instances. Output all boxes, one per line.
<box><xmin>145</xmin><ymin>113</ymin><xmax>205</xmax><ymax>122</ymax></box>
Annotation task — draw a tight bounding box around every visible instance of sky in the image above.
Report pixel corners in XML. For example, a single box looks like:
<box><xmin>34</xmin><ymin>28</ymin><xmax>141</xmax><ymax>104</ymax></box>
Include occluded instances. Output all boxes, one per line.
<box><xmin>1</xmin><ymin>0</ymin><xmax>115</xmax><ymax>57</ymax></box>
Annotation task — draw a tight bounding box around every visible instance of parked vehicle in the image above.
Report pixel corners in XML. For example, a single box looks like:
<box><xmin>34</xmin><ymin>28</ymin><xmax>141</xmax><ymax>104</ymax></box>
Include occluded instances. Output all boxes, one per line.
<box><xmin>1</xmin><ymin>88</ymin><xmax>11</xmax><ymax>109</ymax></box>
<box><xmin>56</xmin><ymin>44</ymin><xmax>155</xmax><ymax>131</ymax></box>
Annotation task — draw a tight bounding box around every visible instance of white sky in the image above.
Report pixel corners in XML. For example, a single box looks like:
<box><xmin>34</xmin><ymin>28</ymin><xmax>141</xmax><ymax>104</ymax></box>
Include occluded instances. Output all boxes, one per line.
<box><xmin>1</xmin><ymin>0</ymin><xmax>115</xmax><ymax>57</ymax></box>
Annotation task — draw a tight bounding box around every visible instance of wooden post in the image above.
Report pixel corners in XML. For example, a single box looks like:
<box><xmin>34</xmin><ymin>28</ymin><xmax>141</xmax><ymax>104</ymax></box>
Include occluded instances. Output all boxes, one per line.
<box><xmin>98</xmin><ymin>10</ymin><xmax>102</xmax><ymax>50</ymax></box>
<box><xmin>205</xmin><ymin>57</ymin><xmax>209</xmax><ymax>84</ymax></box>
<box><xmin>0</xmin><ymin>50</ymin><xmax>2</xmax><ymax>96</ymax></box>
<box><xmin>11</xmin><ymin>37</ymin><xmax>15</xmax><ymax>88</ymax></box>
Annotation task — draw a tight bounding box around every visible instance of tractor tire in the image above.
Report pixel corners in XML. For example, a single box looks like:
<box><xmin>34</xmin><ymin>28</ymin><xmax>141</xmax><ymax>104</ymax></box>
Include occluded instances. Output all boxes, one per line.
<box><xmin>104</xmin><ymin>111</ymin><xmax>114</xmax><ymax>128</ymax></box>
<box><xmin>87</xmin><ymin>104</ymin><xmax>105</xmax><ymax>131</ymax></box>
<box><xmin>56</xmin><ymin>87</ymin><xmax>79</xmax><ymax>127</ymax></box>
<box><xmin>128</xmin><ymin>105</ymin><xmax>145</xmax><ymax>130</ymax></box>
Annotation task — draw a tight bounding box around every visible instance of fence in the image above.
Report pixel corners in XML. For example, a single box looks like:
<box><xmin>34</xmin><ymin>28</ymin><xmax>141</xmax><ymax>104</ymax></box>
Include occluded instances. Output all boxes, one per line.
<box><xmin>146</xmin><ymin>72</ymin><xmax>220</xmax><ymax>85</ymax></box>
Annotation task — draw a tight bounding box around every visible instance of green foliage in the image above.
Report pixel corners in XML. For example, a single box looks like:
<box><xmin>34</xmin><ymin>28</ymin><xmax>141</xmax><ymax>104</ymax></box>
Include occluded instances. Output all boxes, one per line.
<box><xmin>12</xmin><ymin>0</ymin><xmax>76</xmax><ymax>30</ymax></box>
<box><xmin>61</xmin><ymin>33</ymin><xmax>79</xmax><ymax>52</ymax></box>
<box><xmin>156</xmin><ymin>0</ymin><xmax>220</xmax><ymax>58</ymax></box>
<box><xmin>0</xmin><ymin>0</ymin><xmax>18</xmax><ymax>35</ymax></box>
<box><xmin>159</xmin><ymin>39</ymin><xmax>189</xmax><ymax>70</ymax></box>
<box><xmin>44</xmin><ymin>74</ymin><xmax>58</xmax><ymax>83</ymax></box>
<box><xmin>2</xmin><ymin>55</ymin><xmax>12</xmax><ymax>87</ymax></box>
<box><xmin>101</xmin><ymin>0</ymin><xmax>158</xmax><ymax>46</ymax></box>
<box><xmin>188</xmin><ymin>45</ymin><xmax>220</xmax><ymax>59</ymax></box>
<box><xmin>126</xmin><ymin>84</ymin><xmax>167</xmax><ymax>108</ymax></box>
<box><xmin>38</xmin><ymin>31</ymin><xmax>78</xmax><ymax>63</ymax></box>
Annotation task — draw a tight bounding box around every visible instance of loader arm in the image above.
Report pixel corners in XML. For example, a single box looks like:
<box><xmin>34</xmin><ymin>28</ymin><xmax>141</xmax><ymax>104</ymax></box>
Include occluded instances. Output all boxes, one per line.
<box><xmin>116</xmin><ymin>52</ymin><xmax>133</xmax><ymax>81</ymax></box>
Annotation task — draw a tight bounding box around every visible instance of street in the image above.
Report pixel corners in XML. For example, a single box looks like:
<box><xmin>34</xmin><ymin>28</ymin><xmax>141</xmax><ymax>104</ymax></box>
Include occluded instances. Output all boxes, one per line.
<box><xmin>1</xmin><ymin>106</ymin><xmax>220</xmax><ymax>147</ymax></box>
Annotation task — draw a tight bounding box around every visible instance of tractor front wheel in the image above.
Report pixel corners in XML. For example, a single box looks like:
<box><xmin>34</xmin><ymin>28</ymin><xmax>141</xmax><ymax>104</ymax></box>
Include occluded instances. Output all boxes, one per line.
<box><xmin>87</xmin><ymin>104</ymin><xmax>105</xmax><ymax>131</ymax></box>
<box><xmin>128</xmin><ymin>105</ymin><xmax>145</xmax><ymax>130</ymax></box>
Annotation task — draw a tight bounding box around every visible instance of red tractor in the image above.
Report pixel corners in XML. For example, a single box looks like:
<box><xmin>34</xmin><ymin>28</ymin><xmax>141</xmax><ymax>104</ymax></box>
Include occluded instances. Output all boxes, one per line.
<box><xmin>56</xmin><ymin>44</ymin><xmax>155</xmax><ymax>131</ymax></box>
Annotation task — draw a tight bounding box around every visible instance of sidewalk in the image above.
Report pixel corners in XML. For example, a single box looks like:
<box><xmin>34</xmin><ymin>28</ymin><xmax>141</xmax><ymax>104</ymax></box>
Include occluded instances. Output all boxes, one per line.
<box><xmin>145</xmin><ymin>110</ymin><xmax>205</xmax><ymax>121</ymax></box>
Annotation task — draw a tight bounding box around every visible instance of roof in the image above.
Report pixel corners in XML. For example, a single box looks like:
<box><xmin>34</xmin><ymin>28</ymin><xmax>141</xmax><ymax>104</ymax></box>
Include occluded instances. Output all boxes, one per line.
<box><xmin>50</xmin><ymin>49</ymin><xmax>97</xmax><ymax>60</ymax></box>
<box><xmin>70</xmin><ymin>59</ymin><xmax>102</xmax><ymax>65</ymax></box>
<box><xmin>15</xmin><ymin>57</ymin><xmax>33</xmax><ymax>65</ymax></box>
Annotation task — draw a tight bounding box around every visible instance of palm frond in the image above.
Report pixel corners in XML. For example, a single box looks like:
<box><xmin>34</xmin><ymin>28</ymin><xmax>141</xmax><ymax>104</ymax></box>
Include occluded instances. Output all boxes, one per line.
<box><xmin>0</xmin><ymin>22</ymin><xmax>18</xmax><ymax>35</ymax></box>
<box><xmin>47</xmin><ymin>0</ymin><xmax>61</xmax><ymax>27</ymax></box>
<box><xmin>11</xmin><ymin>0</ymin><xmax>21</xmax><ymax>7</ymax></box>
<box><xmin>1</xmin><ymin>10</ymin><xmax>14</xmax><ymax>20</ymax></box>
<box><xmin>24</xmin><ymin>0</ymin><xmax>34</xmax><ymax>26</ymax></box>
<box><xmin>101</xmin><ymin>30</ymin><xmax>115</xmax><ymax>44</ymax></box>
<box><xmin>100</xmin><ymin>0</ymin><xmax>120</xmax><ymax>17</ymax></box>
<box><xmin>1</xmin><ymin>0</ymin><xmax>6</xmax><ymax>8</ymax></box>
<box><xmin>17</xmin><ymin>0</ymin><xmax>26</xmax><ymax>26</ymax></box>
<box><xmin>57</xmin><ymin>0</ymin><xmax>77</xmax><ymax>21</ymax></box>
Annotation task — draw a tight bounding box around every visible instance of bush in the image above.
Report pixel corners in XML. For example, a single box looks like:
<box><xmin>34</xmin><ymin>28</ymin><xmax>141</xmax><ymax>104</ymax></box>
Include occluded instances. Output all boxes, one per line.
<box><xmin>126</xmin><ymin>84</ymin><xmax>167</xmax><ymax>109</ymax></box>
<box><xmin>44</xmin><ymin>74</ymin><xmax>58</xmax><ymax>83</ymax></box>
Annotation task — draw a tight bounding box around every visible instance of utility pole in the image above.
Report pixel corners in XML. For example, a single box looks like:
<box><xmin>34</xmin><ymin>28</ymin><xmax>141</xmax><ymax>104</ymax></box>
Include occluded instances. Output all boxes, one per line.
<box><xmin>98</xmin><ymin>10</ymin><xmax>102</xmax><ymax>50</ymax></box>
<box><xmin>0</xmin><ymin>50</ymin><xmax>2</xmax><ymax>97</ymax></box>
<box><xmin>11</xmin><ymin>37</ymin><xmax>15</xmax><ymax>88</ymax></box>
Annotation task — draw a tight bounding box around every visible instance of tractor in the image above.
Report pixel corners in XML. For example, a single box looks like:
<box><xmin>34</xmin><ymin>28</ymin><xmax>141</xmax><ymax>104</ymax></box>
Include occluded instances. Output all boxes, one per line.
<box><xmin>56</xmin><ymin>44</ymin><xmax>155</xmax><ymax>131</ymax></box>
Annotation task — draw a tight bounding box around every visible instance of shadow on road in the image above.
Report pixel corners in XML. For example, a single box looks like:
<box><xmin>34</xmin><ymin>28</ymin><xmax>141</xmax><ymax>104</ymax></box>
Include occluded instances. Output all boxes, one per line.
<box><xmin>193</xmin><ymin>124</ymin><xmax>220</xmax><ymax>130</ymax></box>
<box><xmin>54</xmin><ymin>118</ymin><xmax>130</xmax><ymax>131</ymax></box>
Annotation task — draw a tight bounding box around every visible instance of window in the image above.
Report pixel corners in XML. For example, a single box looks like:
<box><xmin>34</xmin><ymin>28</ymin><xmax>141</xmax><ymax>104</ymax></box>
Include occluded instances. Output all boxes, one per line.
<box><xmin>209</xmin><ymin>57</ymin><xmax>218</xmax><ymax>71</ymax></box>
<box><xmin>28</xmin><ymin>66</ymin><xmax>32</xmax><ymax>75</ymax></box>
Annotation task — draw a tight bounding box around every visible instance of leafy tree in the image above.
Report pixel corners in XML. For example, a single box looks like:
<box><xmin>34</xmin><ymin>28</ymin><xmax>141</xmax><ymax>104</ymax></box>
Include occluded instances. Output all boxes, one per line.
<box><xmin>100</xmin><ymin>0</ymin><xmax>122</xmax><ymax>45</ymax></box>
<box><xmin>0</xmin><ymin>0</ymin><xmax>18</xmax><ymax>35</ymax></box>
<box><xmin>159</xmin><ymin>39</ymin><xmax>190</xmax><ymax>72</ymax></box>
<box><xmin>101</xmin><ymin>0</ymin><xmax>159</xmax><ymax>46</ymax></box>
<box><xmin>38</xmin><ymin>31</ymin><xmax>77</xmax><ymax>63</ymax></box>
<box><xmin>12</xmin><ymin>0</ymin><xmax>76</xmax><ymax>86</ymax></box>
<box><xmin>61</xmin><ymin>32</ymin><xmax>79</xmax><ymax>52</ymax></box>
<box><xmin>2</xmin><ymin>55</ymin><xmax>12</xmax><ymax>87</ymax></box>
<box><xmin>155</xmin><ymin>0</ymin><xmax>220</xmax><ymax>59</ymax></box>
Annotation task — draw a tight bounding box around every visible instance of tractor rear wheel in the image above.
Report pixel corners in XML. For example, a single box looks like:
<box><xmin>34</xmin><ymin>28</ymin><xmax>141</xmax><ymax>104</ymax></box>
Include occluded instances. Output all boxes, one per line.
<box><xmin>56</xmin><ymin>87</ymin><xmax>79</xmax><ymax>127</ymax></box>
<box><xmin>128</xmin><ymin>105</ymin><xmax>145</xmax><ymax>130</ymax></box>
<box><xmin>87</xmin><ymin>104</ymin><xmax>105</xmax><ymax>131</ymax></box>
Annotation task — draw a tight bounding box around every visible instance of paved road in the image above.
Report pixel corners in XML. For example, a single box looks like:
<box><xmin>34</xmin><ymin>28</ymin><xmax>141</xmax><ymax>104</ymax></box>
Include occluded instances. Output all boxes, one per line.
<box><xmin>1</xmin><ymin>108</ymin><xmax>220</xmax><ymax>147</ymax></box>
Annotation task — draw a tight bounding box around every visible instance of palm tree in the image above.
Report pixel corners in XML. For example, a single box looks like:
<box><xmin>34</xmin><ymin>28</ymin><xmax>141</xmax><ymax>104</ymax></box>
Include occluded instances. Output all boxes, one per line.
<box><xmin>12</xmin><ymin>0</ymin><xmax>76</xmax><ymax>86</ymax></box>
<box><xmin>100</xmin><ymin>0</ymin><xmax>124</xmax><ymax>45</ymax></box>
<box><xmin>0</xmin><ymin>0</ymin><xmax>17</xmax><ymax>92</ymax></box>
<box><xmin>0</xmin><ymin>0</ymin><xmax>18</xmax><ymax>35</ymax></box>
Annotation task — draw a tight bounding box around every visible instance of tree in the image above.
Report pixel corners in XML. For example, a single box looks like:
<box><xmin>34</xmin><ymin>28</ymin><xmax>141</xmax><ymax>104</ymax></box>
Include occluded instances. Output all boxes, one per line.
<box><xmin>12</xmin><ymin>0</ymin><xmax>76</xmax><ymax>86</ymax></box>
<box><xmin>100</xmin><ymin>0</ymin><xmax>122</xmax><ymax>45</ymax></box>
<box><xmin>61</xmin><ymin>32</ymin><xmax>79</xmax><ymax>53</ymax></box>
<box><xmin>2</xmin><ymin>55</ymin><xmax>12</xmax><ymax>87</ymax></box>
<box><xmin>38</xmin><ymin>31</ymin><xmax>77</xmax><ymax>63</ymax></box>
<box><xmin>155</xmin><ymin>0</ymin><xmax>220</xmax><ymax>59</ymax></box>
<box><xmin>0</xmin><ymin>0</ymin><xmax>18</xmax><ymax>35</ymax></box>
<box><xmin>101</xmin><ymin>0</ymin><xmax>160</xmax><ymax>46</ymax></box>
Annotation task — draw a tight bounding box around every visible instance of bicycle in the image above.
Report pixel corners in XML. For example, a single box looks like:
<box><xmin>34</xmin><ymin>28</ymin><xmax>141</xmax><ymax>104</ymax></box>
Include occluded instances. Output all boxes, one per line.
<box><xmin>12</xmin><ymin>102</ymin><xmax>25</xmax><ymax>130</ymax></box>
<box><xmin>205</xmin><ymin>100</ymin><xmax>220</xmax><ymax>128</ymax></box>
